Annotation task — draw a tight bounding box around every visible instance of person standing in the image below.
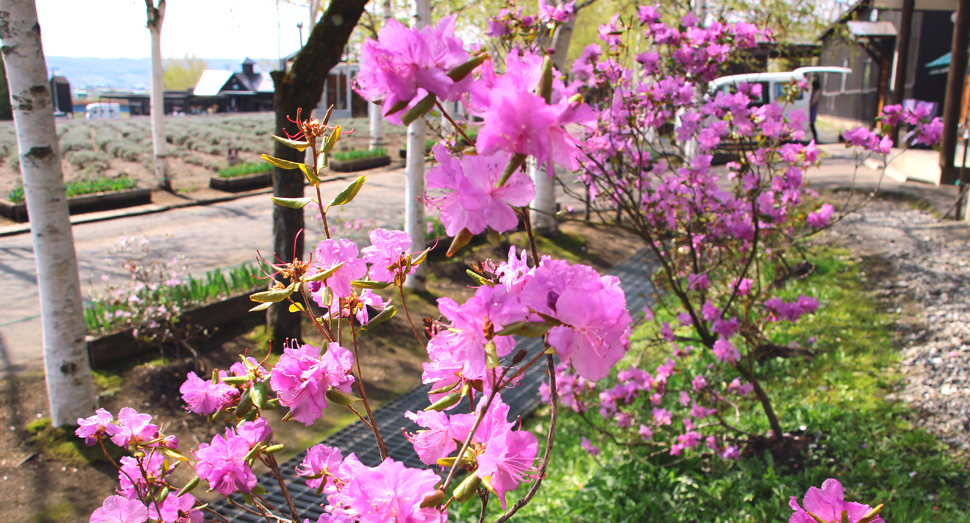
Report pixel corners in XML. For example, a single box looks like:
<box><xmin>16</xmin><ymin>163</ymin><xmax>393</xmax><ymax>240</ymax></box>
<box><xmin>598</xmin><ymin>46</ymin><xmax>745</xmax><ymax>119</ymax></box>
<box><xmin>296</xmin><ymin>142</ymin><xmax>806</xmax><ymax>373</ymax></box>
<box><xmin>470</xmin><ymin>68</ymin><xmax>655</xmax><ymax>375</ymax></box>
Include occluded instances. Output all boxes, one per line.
<box><xmin>810</xmin><ymin>78</ymin><xmax>822</xmax><ymax>143</ymax></box>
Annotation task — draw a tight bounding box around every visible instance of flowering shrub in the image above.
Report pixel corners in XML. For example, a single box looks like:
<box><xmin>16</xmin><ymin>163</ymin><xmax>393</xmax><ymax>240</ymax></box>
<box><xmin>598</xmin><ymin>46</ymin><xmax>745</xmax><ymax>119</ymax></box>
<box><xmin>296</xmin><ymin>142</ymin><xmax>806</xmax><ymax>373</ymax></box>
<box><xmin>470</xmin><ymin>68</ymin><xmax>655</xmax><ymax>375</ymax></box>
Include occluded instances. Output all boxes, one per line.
<box><xmin>73</xmin><ymin>4</ymin><xmax>938</xmax><ymax>523</ymax></box>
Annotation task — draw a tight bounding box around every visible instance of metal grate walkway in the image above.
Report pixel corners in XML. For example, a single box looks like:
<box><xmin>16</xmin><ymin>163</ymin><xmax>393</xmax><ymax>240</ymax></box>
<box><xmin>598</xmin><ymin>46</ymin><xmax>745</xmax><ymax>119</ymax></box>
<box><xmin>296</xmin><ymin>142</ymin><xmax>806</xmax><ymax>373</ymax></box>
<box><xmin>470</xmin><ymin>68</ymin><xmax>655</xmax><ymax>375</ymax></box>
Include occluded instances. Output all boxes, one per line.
<box><xmin>211</xmin><ymin>247</ymin><xmax>654</xmax><ymax>522</ymax></box>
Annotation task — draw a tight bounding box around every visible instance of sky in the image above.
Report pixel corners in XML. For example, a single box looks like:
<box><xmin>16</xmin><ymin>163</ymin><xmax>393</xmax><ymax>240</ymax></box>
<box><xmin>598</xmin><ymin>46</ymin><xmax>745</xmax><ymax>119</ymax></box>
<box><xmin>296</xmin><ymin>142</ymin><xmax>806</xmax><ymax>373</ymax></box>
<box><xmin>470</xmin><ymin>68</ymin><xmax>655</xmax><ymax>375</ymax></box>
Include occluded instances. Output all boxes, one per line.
<box><xmin>37</xmin><ymin>0</ymin><xmax>312</xmax><ymax>60</ymax></box>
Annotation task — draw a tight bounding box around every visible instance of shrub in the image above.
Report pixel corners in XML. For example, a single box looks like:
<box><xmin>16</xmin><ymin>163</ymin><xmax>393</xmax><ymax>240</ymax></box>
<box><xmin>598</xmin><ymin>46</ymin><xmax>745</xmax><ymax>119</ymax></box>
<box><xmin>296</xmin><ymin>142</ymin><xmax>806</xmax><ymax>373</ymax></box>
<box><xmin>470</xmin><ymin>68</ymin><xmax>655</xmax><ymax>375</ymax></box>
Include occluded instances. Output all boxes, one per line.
<box><xmin>66</xmin><ymin>150</ymin><xmax>111</xmax><ymax>171</ymax></box>
<box><xmin>217</xmin><ymin>162</ymin><xmax>272</xmax><ymax>178</ymax></box>
<box><xmin>331</xmin><ymin>147</ymin><xmax>388</xmax><ymax>162</ymax></box>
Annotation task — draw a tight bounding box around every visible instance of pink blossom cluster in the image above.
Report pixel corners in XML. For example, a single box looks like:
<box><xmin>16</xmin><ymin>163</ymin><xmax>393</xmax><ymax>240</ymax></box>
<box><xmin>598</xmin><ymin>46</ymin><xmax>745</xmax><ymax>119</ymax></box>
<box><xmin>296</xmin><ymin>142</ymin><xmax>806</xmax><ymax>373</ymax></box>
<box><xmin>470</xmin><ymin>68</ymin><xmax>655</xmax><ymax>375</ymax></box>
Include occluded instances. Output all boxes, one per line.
<box><xmin>297</xmin><ymin>444</ymin><xmax>445</xmax><ymax>522</ymax></box>
<box><xmin>179</xmin><ymin>356</ymin><xmax>266</xmax><ymax>416</ymax></box>
<box><xmin>405</xmin><ymin>394</ymin><xmax>538</xmax><ymax>508</ymax></box>
<box><xmin>270</xmin><ymin>342</ymin><xmax>356</xmax><ymax>426</ymax></box>
<box><xmin>844</xmin><ymin>102</ymin><xmax>943</xmax><ymax>154</ymax></box>
<box><xmin>790</xmin><ymin>479</ymin><xmax>884</xmax><ymax>523</ymax></box>
<box><xmin>763</xmin><ymin>295</ymin><xmax>819</xmax><ymax>323</ymax></box>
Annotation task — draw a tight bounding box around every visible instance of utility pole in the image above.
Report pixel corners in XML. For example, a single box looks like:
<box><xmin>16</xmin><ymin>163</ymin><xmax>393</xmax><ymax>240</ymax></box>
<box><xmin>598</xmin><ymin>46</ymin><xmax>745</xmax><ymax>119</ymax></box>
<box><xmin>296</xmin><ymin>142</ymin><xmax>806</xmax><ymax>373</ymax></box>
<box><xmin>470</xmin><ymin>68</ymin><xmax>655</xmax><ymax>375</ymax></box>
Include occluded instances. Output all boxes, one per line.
<box><xmin>940</xmin><ymin>0</ymin><xmax>970</xmax><ymax>185</ymax></box>
<box><xmin>404</xmin><ymin>0</ymin><xmax>429</xmax><ymax>291</ymax></box>
<box><xmin>890</xmin><ymin>0</ymin><xmax>914</xmax><ymax>144</ymax></box>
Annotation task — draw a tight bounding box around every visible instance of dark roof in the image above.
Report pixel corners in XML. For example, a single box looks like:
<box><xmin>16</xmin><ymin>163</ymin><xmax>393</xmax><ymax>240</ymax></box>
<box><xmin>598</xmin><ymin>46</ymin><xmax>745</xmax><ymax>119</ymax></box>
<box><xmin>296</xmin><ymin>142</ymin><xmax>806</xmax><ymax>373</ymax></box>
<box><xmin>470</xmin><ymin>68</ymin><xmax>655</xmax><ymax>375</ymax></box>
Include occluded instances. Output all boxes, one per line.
<box><xmin>241</xmin><ymin>57</ymin><xmax>256</xmax><ymax>65</ymax></box>
<box><xmin>819</xmin><ymin>0</ymin><xmax>871</xmax><ymax>40</ymax></box>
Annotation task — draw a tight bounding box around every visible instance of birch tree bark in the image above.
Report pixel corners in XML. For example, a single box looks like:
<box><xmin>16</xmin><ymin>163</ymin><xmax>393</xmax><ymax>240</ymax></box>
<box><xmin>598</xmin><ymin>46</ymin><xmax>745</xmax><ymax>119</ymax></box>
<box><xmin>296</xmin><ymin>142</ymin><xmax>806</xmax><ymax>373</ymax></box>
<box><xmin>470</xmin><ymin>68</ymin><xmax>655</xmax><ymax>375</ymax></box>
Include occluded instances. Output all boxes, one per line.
<box><xmin>146</xmin><ymin>0</ymin><xmax>170</xmax><ymax>190</ymax></box>
<box><xmin>0</xmin><ymin>0</ymin><xmax>96</xmax><ymax>426</ymax></box>
<box><xmin>404</xmin><ymin>0</ymin><xmax>430</xmax><ymax>291</ymax></box>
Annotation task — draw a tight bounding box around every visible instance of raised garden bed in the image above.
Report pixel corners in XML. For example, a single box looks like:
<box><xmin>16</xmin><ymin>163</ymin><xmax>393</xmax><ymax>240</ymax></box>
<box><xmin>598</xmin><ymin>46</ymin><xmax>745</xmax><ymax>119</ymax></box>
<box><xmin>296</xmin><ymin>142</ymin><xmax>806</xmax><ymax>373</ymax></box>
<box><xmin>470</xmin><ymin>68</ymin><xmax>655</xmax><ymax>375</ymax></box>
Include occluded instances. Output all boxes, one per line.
<box><xmin>209</xmin><ymin>171</ymin><xmax>273</xmax><ymax>192</ymax></box>
<box><xmin>86</xmin><ymin>291</ymin><xmax>258</xmax><ymax>367</ymax></box>
<box><xmin>329</xmin><ymin>155</ymin><xmax>392</xmax><ymax>172</ymax></box>
<box><xmin>0</xmin><ymin>187</ymin><xmax>152</xmax><ymax>223</ymax></box>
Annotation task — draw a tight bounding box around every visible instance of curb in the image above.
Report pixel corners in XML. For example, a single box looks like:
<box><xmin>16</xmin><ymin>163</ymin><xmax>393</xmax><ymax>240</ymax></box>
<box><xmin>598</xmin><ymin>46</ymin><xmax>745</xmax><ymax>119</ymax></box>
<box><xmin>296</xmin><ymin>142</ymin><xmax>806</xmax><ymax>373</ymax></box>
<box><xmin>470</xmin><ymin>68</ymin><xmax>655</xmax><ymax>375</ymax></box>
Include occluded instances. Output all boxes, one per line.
<box><xmin>0</xmin><ymin>170</ymin><xmax>399</xmax><ymax>238</ymax></box>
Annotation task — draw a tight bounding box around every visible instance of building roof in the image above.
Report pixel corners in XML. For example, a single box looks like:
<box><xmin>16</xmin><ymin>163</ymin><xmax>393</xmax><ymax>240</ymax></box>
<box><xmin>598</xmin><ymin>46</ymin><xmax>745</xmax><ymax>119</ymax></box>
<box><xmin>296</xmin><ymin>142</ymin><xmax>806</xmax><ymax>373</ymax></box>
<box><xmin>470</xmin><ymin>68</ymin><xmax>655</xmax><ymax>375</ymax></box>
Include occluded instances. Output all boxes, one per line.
<box><xmin>194</xmin><ymin>70</ymin><xmax>234</xmax><ymax>96</ymax></box>
<box><xmin>847</xmin><ymin>20</ymin><xmax>897</xmax><ymax>36</ymax></box>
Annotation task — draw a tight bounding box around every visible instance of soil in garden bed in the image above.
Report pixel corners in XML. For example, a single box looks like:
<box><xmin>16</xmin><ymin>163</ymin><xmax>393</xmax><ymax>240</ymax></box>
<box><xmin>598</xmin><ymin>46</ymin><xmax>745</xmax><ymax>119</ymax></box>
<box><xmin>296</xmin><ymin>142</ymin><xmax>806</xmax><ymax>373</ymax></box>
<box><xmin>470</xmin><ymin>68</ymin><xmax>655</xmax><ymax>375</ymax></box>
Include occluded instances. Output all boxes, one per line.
<box><xmin>0</xmin><ymin>221</ymin><xmax>642</xmax><ymax>523</ymax></box>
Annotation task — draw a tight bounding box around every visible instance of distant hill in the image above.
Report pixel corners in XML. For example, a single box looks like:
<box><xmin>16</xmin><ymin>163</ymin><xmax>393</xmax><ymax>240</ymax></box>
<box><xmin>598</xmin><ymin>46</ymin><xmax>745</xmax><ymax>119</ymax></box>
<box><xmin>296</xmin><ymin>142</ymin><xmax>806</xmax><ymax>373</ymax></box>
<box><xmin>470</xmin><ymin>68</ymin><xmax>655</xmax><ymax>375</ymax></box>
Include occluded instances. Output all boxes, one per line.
<box><xmin>46</xmin><ymin>57</ymin><xmax>277</xmax><ymax>90</ymax></box>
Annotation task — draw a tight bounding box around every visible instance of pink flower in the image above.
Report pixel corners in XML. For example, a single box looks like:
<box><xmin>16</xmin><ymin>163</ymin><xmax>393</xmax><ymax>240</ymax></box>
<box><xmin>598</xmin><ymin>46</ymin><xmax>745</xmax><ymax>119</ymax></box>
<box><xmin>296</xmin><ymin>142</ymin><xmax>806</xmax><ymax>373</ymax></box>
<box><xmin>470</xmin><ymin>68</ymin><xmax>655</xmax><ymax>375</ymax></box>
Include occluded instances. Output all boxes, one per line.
<box><xmin>118</xmin><ymin>454</ymin><xmax>169</xmax><ymax>499</ymax></box>
<box><xmin>110</xmin><ymin>408</ymin><xmax>158</xmax><ymax>448</ymax></box>
<box><xmin>76</xmin><ymin>408</ymin><xmax>120</xmax><ymax>447</ymax></box>
<box><xmin>332</xmin><ymin>458</ymin><xmax>445</xmax><ymax>523</ymax></box>
<box><xmin>687</xmin><ymin>273</ymin><xmax>709</xmax><ymax>291</ymax></box>
<box><xmin>354</xmin><ymin>289</ymin><xmax>387</xmax><ymax>325</ymax></box>
<box><xmin>362</xmin><ymin>228</ymin><xmax>414</xmax><ymax>283</ymax></box>
<box><xmin>691</xmin><ymin>375</ymin><xmax>707</xmax><ymax>392</ymax></box>
<box><xmin>405</xmin><ymin>410</ymin><xmax>457</xmax><ymax>466</ymax></box>
<box><xmin>652</xmin><ymin>407</ymin><xmax>672</xmax><ymax>426</ymax></box>
<box><xmin>270</xmin><ymin>343</ymin><xmax>356</xmax><ymax>425</ymax></box>
<box><xmin>728</xmin><ymin>377</ymin><xmax>754</xmax><ymax>397</ymax></box>
<box><xmin>914</xmin><ymin>117</ymin><xmax>943</xmax><ymax>146</ymax></box>
<box><xmin>807</xmin><ymin>203</ymin><xmax>834</xmax><ymax>228</ymax></box>
<box><xmin>236</xmin><ymin>418</ymin><xmax>273</xmax><ymax>447</ymax></box>
<box><xmin>712</xmin><ymin>317</ymin><xmax>739</xmax><ymax>338</ymax></box>
<box><xmin>148</xmin><ymin>493</ymin><xmax>203</xmax><ymax>523</ymax></box>
<box><xmin>193</xmin><ymin>430</ymin><xmax>258</xmax><ymax>496</ymax></box>
<box><xmin>426</xmin><ymin>146</ymin><xmax>534</xmax><ymax>236</ymax></box>
<box><xmin>297</xmin><ymin>444</ymin><xmax>344</xmax><ymax>492</ymax></box>
<box><xmin>638</xmin><ymin>424</ymin><xmax>654</xmax><ymax>441</ymax></box>
<box><xmin>713</xmin><ymin>338</ymin><xmax>740</xmax><ymax>363</ymax></box>
<box><xmin>581</xmin><ymin>436</ymin><xmax>600</xmax><ymax>456</ymax></box>
<box><xmin>310</xmin><ymin>239</ymin><xmax>368</xmax><ymax>300</ymax></box>
<box><xmin>356</xmin><ymin>15</ymin><xmax>469</xmax><ymax>121</ymax></box>
<box><xmin>90</xmin><ymin>496</ymin><xmax>148</xmax><ymax>523</ymax></box>
<box><xmin>179</xmin><ymin>372</ymin><xmax>238</xmax><ymax>416</ymax></box>
<box><xmin>790</xmin><ymin>479</ymin><xmax>884</xmax><ymax>523</ymax></box>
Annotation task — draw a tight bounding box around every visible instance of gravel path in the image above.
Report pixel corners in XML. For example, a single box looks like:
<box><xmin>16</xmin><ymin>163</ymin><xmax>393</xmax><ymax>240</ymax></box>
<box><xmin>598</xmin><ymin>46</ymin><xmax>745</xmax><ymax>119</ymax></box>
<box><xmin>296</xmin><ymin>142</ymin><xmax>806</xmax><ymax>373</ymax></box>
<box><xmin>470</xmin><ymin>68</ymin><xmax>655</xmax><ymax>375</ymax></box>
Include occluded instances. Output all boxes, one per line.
<box><xmin>831</xmin><ymin>199</ymin><xmax>970</xmax><ymax>449</ymax></box>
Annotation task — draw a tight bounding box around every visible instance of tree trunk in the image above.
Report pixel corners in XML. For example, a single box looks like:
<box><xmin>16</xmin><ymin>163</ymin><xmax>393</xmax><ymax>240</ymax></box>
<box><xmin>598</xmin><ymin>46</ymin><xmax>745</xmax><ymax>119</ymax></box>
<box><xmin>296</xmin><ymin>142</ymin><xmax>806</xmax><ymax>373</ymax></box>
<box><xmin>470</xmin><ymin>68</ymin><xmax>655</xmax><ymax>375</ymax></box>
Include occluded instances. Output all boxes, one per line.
<box><xmin>268</xmin><ymin>0</ymin><xmax>371</xmax><ymax>343</ymax></box>
<box><xmin>0</xmin><ymin>0</ymin><xmax>97</xmax><ymax>426</ymax></box>
<box><xmin>146</xmin><ymin>1</ymin><xmax>170</xmax><ymax>190</ymax></box>
<box><xmin>403</xmin><ymin>0</ymin><xmax>430</xmax><ymax>291</ymax></box>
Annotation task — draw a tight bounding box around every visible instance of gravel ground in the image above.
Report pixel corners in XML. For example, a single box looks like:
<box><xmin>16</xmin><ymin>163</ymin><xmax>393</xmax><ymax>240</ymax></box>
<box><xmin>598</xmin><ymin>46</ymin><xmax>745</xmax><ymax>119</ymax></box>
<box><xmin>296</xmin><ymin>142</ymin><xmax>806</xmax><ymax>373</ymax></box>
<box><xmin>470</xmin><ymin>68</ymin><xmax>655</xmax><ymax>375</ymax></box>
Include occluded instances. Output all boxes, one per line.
<box><xmin>831</xmin><ymin>199</ymin><xmax>970</xmax><ymax>449</ymax></box>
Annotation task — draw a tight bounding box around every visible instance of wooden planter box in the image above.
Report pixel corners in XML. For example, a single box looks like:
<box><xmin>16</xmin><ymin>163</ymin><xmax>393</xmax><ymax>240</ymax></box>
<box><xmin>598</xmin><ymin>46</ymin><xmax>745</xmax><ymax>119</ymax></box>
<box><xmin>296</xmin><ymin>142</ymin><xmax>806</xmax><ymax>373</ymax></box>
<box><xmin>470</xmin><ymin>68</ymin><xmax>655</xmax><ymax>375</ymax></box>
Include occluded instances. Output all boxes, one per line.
<box><xmin>0</xmin><ymin>188</ymin><xmax>152</xmax><ymax>223</ymax></box>
<box><xmin>86</xmin><ymin>291</ymin><xmax>259</xmax><ymax>368</ymax></box>
<box><xmin>329</xmin><ymin>155</ymin><xmax>392</xmax><ymax>173</ymax></box>
<box><xmin>209</xmin><ymin>172</ymin><xmax>273</xmax><ymax>192</ymax></box>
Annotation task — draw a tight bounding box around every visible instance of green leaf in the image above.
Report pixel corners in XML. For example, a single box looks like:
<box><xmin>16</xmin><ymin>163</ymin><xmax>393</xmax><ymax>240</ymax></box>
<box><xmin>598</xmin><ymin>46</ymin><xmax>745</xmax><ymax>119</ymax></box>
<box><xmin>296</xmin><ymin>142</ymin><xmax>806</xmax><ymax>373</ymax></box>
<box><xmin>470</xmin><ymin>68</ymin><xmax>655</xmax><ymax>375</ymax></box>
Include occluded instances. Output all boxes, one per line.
<box><xmin>425</xmin><ymin>391</ymin><xmax>462</xmax><ymax>411</ymax></box>
<box><xmin>411</xmin><ymin>246</ymin><xmax>432</xmax><ymax>266</ymax></box>
<box><xmin>299</xmin><ymin>163</ymin><xmax>321</xmax><ymax>185</ymax></box>
<box><xmin>536</xmin><ymin>55</ymin><xmax>554</xmax><ymax>104</ymax></box>
<box><xmin>517</xmin><ymin>322</ymin><xmax>553</xmax><ymax>338</ymax></box>
<box><xmin>402</xmin><ymin>94</ymin><xmax>436</xmax><ymax>126</ymax></box>
<box><xmin>351</xmin><ymin>279</ymin><xmax>392</xmax><ymax>289</ymax></box>
<box><xmin>271</xmin><ymin>196</ymin><xmax>315</xmax><ymax>209</ymax></box>
<box><xmin>325</xmin><ymin>388</ymin><xmax>362</xmax><ymax>406</ymax></box>
<box><xmin>304</xmin><ymin>262</ymin><xmax>344</xmax><ymax>282</ymax></box>
<box><xmin>485</xmin><ymin>340</ymin><xmax>499</xmax><ymax>369</ymax></box>
<box><xmin>328</xmin><ymin>176</ymin><xmax>367</xmax><ymax>207</ymax></box>
<box><xmin>446</xmin><ymin>228</ymin><xmax>474</xmax><ymax>258</ymax></box>
<box><xmin>249</xmin><ymin>302</ymin><xmax>273</xmax><ymax>312</ymax></box>
<box><xmin>261</xmin><ymin>154</ymin><xmax>302</xmax><ymax>170</ymax></box>
<box><xmin>177</xmin><ymin>476</ymin><xmax>201</xmax><ymax>497</ymax></box>
<box><xmin>263</xmin><ymin>444</ymin><xmax>285</xmax><ymax>455</ymax></box>
<box><xmin>447</xmin><ymin>53</ymin><xmax>488</xmax><ymax>82</ymax></box>
<box><xmin>272</xmin><ymin>135</ymin><xmax>311</xmax><ymax>151</ymax></box>
<box><xmin>252</xmin><ymin>484</ymin><xmax>268</xmax><ymax>495</ymax></box>
<box><xmin>359</xmin><ymin>305</ymin><xmax>397</xmax><ymax>331</ymax></box>
<box><xmin>420</xmin><ymin>490</ymin><xmax>446</xmax><ymax>509</ymax></box>
<box><xmin>384</xmin><ymin>99</ymin><xmax>410</xmax><ymax>117</ymax></box>
<box><xmin>235</xmin><ymin>389</ymin><xmax>254</xmax><ymax>417</ymax></box>
<box><xmin>251</xmin><ymin>381</ymin><xmax>269</xmax><ymax>410</ymax></box>
<box><xmin>250</xmin><ymin>284</ymin><xmax>297</xmax><ymax>303</ymax></box>
<box><xmin>497</xmin><ymin>153</ymin><xmax>528</xmax><ymax>187</ymax></box>
<box><xmin>323</xmin><ymin>125</ymin><xmax>342</xmax><ymax>153</ymax></box>
<box><xmin>466</xmin><ymin>269</ymin><xmax>488</xmax><ymax>286</ymax></box>
<box><xmin>156</xmin><ymin>487</ymin><xmax>170</xmax><ymax>503</ymax></box>
<box><xmin>454</xmin><ymin>473</ymin><xmax>483</xmax><ymax>503</ymax></box>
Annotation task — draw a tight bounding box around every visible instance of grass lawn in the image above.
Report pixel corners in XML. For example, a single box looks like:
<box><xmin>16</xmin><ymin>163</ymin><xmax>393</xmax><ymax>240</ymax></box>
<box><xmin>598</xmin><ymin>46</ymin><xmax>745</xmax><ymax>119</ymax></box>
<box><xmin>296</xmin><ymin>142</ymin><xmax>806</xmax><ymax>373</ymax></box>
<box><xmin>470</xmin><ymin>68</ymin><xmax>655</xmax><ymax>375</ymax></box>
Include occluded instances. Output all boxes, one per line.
<box><xmin>453</xmin><ymin>248</ymin><xmax>970</xmax><ymax>523</ymax></box>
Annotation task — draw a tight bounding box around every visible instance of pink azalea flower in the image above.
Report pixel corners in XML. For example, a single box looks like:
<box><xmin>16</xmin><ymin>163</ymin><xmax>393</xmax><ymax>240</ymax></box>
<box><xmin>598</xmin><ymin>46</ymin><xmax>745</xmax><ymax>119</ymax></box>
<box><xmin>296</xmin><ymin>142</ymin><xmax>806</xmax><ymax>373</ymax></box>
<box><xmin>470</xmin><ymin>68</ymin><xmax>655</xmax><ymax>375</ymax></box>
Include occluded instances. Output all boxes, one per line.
<box><xmin>426</xmin><ymin>146</ymin><xmax>535</xmax><ymax>236</ymax></box>
<box><xmin>297</xmin><ymin>444</ymin><xmax>345</xmax><ymax>492</ymax></box>
<box><xmin>713</xmin><ymin>338</ymin><xmax>740</xmax><ymax>363</ymax></box>
<box><xmin>118</xmin><ymin>454</ymin><xmax>169</xmax><ymax>499</ymax></box>
<box><xmin>148</xmin><ymin>493</ymin><xmax>203</xmax><ymax>523</ymax></box>
<box><xmin>270</xmin><ymin>343</ymin><xmax>356</xmax><ymax>426</ymax></box>
<box><xmin>404</xmin><ymin>410</ymin><xmax>457</xmax><ymax>466</ymax></box>
<box><xmin>790</xmin><ymin>479</ymin><xmax>884</xmax><ymax>523</ymax></box>
<box><xmin>581</xmin><ymin>436</ymin><xmax>600</xmax><ymax>456</ymax></box>
<box><xmin>193</xmin><ymin>430</ymin><xmax>258</xmax><ymax>496</ymax></box>
<box><xmin>332</xmin><ymin>458</ymin><xmax>445</xmax><ymax>523</ymax></box>
<box><xmin>90</xmin><ymin>495</ymin><xmax>148</xmax><ymax>523</ymax></box>
<box><xmin>310</xmin><ymin>239</ymin><xmax>368</xmax><ymax>300</ymax></box>
<box><xmin>236</xmin><ymin>418</ymin><xmax>273</xmax><ymax>447</ymax></box>
<box><xmin>652</xmin><ymin>407</ymin><xmax>672</xmax><ymax>426</ymax></box>
<box><xmin>354</xmin><ymin>289</ymin><xmax>387</xmax><ymax>325</ymax></box>
<box><xmin>807</xmin><ymin>203</ymin><xmax>834</xmax><ymax>228</ymax></box>
<box><xmin>362</xmin><ymin>228</ymin><xmax>414</xmax><ymax>283</ymax></box>
<box><xmin>76</xmin><ymin>408</ymin><xmax>120</xmax><ymax>447</ymax></box>
<box><xmin>356</xmin><ymin>14</ymin><xmax>469</xmax><ymax>120</ymax></box>
<box><xmin>546</xmin><ymin>282</ymin><xmax>632</xmax><ymax>381</ymax></box>
<box><xmin>179</xmin><ymin>372</ymin><xmax>238</xmax><ymax>416</ymax></box>
<box><xmin>639</xmin><ymin>424</ymin><xmax>654</xmax><ymax>441</ymax></box>
<box><xmin>110</xmin><ymin>407</ymin><xmax>158</xmax><ymax>448</ymax></box>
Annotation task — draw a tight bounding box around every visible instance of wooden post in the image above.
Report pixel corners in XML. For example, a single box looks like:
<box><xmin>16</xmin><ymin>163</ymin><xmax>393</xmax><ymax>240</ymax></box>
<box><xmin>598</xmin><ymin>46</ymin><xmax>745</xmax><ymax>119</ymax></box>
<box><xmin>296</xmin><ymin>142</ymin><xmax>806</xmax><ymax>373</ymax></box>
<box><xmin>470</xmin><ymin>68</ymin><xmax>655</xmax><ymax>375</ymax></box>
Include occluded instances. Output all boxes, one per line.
<box><xmin>940</xmin><ymin>0</ymin><xmax>970</xmax><ymax>184</ymax></box>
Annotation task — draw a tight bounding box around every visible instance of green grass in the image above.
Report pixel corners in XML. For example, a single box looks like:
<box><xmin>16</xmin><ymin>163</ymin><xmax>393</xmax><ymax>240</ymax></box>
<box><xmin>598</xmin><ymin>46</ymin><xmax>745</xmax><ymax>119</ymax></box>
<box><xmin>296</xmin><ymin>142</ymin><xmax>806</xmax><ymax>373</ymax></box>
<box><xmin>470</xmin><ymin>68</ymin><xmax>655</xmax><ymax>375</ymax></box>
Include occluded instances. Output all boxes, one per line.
<box><xmin>25</xmin><ymin>418</ymin><xmax>121</xmax><ymax>467</ymax></box>
<box><xmin>453</xmin><ymin>249</ymin><xmax>970</xmax><ymax>523</ymax></box>
<box><xmin>331</xmin><ymin>147</ymin><xmax>387</xmax><ymax>162</ymax></box>
<box><xmin>218</xmin><ymin>162</ymin><xmax>273</xmax><ymax>178</ymax></box>
<box><xmin>85</xmin><ymin>262</ymin><xmax>266</xmax><ymax>334</ymax></box>
<box><xmin>7</xmin><ymin>176</ymin><xmax>138</xmax><ymax>203</ymax></box>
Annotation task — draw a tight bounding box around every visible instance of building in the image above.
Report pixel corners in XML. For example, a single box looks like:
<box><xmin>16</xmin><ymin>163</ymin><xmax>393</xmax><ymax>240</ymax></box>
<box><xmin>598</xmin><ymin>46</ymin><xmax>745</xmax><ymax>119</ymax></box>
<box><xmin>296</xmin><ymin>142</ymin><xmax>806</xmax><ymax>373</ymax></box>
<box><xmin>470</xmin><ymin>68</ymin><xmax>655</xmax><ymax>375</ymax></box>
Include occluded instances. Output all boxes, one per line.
<box><xmin>314</xmin><ymin>62</ymin><xmax>368</xmax><ymax>120</ymax></box>
<box><xmin>816</xmin><ymin>0</ymin><xmax>958</xmax><ymax>128</ymax></box>
<box><xmin>50</xmin><ymin>75</ymin><xmax>71</xmax><ymax>116</ymax></box>
<box><xmin>192</xmin><ymin>58</ymin><xmax>275</xmax><ymax>112</ymax></box>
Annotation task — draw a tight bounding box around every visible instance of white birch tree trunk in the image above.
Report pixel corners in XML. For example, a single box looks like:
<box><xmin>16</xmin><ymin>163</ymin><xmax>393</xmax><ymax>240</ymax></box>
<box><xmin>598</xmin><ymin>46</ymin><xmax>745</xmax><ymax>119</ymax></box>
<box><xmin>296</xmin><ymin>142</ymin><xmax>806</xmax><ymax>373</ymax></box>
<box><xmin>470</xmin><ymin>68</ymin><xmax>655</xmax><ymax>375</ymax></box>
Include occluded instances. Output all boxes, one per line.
<box><xmin>146</xmin><ymin>1</ymin><xmax>170</xmax><ymax>190</ymax></box>
<box><xmin>404</xmin><ymin>0</ymin><xmax>430</xmax><ymax>291</ymax></box>
<box><xmin>0</xmin><ymin>0</ymin><xmax>96</xmax><ymax>426</ymax></box>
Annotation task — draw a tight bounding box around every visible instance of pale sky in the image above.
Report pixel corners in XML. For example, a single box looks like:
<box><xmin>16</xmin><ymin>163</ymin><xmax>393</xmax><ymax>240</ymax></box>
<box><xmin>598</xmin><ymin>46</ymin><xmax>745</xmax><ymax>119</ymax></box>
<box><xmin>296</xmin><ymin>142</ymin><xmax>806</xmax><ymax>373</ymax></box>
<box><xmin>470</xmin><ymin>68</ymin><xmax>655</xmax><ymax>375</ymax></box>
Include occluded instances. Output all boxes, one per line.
<box><xmin>37</xmin><ymin>0</ymin><xmax>312</xmax><ymax>60</ymax></box>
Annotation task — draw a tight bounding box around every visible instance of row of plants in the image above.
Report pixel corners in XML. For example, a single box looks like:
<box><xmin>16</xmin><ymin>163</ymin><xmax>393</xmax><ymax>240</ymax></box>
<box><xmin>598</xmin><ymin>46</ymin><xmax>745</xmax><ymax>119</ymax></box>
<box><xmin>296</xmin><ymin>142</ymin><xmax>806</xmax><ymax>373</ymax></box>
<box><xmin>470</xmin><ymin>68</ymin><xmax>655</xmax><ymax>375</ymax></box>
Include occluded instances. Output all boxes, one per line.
<box><xmin>84</xmin><ymin>253</ymin><xmax>265</xmax><ymax>336</ymax></box>
<box><xmin>331</xmin><ymin>146</ymin><xmax>388</xmax><ymax>162</ymax></box>
<box><xmin>6</xmin><ymin>175</ymin><xmax>138</xmax><ymax>203</ymax></box>
<box><xmin>217</xmin><ymin>161</ymin><xmax>272</xmax><ymax>179</ymax></box>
